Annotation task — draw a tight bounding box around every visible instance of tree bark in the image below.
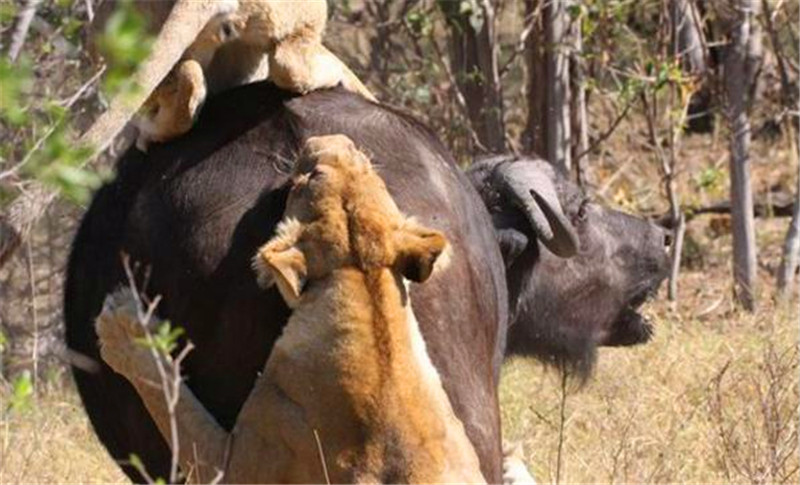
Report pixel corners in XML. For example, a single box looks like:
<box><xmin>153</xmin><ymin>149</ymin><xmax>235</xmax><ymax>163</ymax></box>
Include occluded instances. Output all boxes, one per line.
<box><xmin>723</xmin><ymin>0</ymin><xmax>761</xmax><ymax>311</ymax></box>
<box><xmin>437</xmin><ymin>0</ymin><xmax>505</xmax><ymax>152</ymax></box>
<box><xmin>671</xmin><ymin>0</ymin><xmax>714</xmax><ymax>133</ymax></box>
<box><xmin>0</xmin><ymin>184</ymin><xmax>55</xmax><ymax>271</ymax></box>
<box><xmin>545</xmin><ymin>0</ymin><xmax>571</xmax><ymax>173</ymax></box>
<box><xmin>0</xmin><ymin>217</ymin><xmax>21</xmax><ymax>269</ymax></box>
<box><xmin>778</xmin><ymin>157</ymin><xmax>800</xmax><ymax>295</ymax></box>
<box><xmin>762</xmin><ymin>0</ymin><xmax>800</xmax><ymax>296</ymax></box>
<box><xmin>523</xmin><ymin>0</ymin><xmax>572</xmax><ymax>172</ymax></box>
<box><xmin>523</xmin><ymin>0</ymin><xmax>547</xmax><ymax>156</ymax></box>
<box><xmin>672</xmin><ymin>0</ymin><xmax>707</xmax><ymax>76</ymax></box>
<box><xmin>367</xmin><ymin>1</ymin><xmax>393</xmax><ymax>87</ymax></box>
<box><xmin>570</xmin><ymin>7</ymin><xmax>588</xmax><ymax>185</ymax></box>
<box><xmin>7</xmin><ymin>0</ymin><xmax>40</xmax><ymax>62</ymax></box>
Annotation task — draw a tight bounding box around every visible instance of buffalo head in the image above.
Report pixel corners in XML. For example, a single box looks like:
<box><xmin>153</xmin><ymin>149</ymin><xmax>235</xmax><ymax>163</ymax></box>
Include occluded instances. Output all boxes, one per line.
<box><xmin>467</xmin><ymin>155</ymin><xmax>670</xmax><ymax>379</ymax></box>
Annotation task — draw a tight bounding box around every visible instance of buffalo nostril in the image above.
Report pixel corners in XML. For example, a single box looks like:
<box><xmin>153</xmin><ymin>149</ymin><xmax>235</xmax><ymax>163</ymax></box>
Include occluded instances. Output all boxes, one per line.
<box><xmin>663</xmin><ymin>231</ymin><xmax>673</xmax><ymax>248</ymax></box>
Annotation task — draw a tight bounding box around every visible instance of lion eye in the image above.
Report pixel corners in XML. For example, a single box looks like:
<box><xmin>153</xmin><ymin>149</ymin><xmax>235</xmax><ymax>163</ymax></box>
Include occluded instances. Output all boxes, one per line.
<box><xmin>220</xmin><ymin>22</ymin><xmax>236</xmax><ymax>40</ymax></box>
<box><xmin>308</xmin><ymin>167</ymin><xmax>327</xmax><ymax>181</ymax></box>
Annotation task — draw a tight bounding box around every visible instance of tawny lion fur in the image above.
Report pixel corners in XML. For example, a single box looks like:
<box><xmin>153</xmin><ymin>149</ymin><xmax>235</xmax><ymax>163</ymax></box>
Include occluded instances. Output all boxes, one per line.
<box><xmin>82</xmin><ymin>0</ymin><xmax>375</xmax><ymax>153</ymax></box>
<box><xmin>95</xmin><ymin>134</ymin><xmax>485</xmax><ymax>483</ymax></box>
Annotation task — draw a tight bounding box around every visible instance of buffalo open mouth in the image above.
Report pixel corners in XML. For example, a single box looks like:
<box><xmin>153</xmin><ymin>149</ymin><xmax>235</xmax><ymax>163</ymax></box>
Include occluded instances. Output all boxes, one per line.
<box><xmin>603</xmin><ymin>286</ymin><xmax>658</xmax><ymax>347</ymax></box>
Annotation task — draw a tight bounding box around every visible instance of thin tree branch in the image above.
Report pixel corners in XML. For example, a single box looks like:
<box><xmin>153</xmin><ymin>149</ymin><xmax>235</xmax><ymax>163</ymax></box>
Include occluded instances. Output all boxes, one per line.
<box><xmin>573</xmin><ymin>94</ymin><xmax>637</xmax><ymax>162</ymax></box>
<box><xmin>499</xmin><ymin>12</ymin><xmax>537</xmax><ymax>79</ymax></box>
<box><xmin>7</xmin><ymin>0</ymin><xmax>41</xmax><ymax>62</ymax></box>
<box><xmin>429</xmin><ymin>37</ymin><xmax>490</xmax><ymax>153</ymax></box>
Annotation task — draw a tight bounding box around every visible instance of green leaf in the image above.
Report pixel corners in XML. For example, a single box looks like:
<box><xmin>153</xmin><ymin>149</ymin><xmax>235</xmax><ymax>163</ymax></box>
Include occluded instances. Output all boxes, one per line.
<box><xmin>63</xmin><ymin>17</ymin><xmax>84</xmax><ymax>42</ymax></box>
<box><xmin>698</xmin><ymin>167</ymin><xmax>722</xmax><ymax>190</ymax></box>
<box><xmin>96</xmin><ymin>0</ymin><xmax>153</xmax><ymax>97</ymax></box>
<box><xmin>405</xmin><ymin>9</ymin><xmax>433</xmax><ymax>37</ymax></box>
<box><xmin>0</xmin><ymin>57</ymin><xmax>33</xmax><ymax>126</ymax></box>
<box><xmin>567</xmin><ymin>4</ymin><xmax>583</xmax><ymax>20</ymax></box>
<box><xmin>414</xmin><ymin>85</ymin><xmax>431</xmax><ymax>104</ymax></box>
<box><xmin>8</xmin><ymin>371</ymin><xmax>34</xmax><ymax>413</ymax></box>
<box><xmin>21</xmin><ymin>123</ymin><xmax>101</xmax><ymax>205</ymax></box>
<box><xmin>0</xmin><ymin>2</ymin><xmax>18</xmax><ymax>25</ymax></box>
<box><xmin>135</xmin><ymin>321</ymin><xmax>185</xmax><ymax>355</ymax></box>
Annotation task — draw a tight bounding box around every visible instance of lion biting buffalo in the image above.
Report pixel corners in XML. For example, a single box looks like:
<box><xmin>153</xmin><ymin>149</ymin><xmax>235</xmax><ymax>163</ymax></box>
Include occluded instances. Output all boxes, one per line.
<box><xmin>65</xmin><ymin>83</ymin><xmax>668</xmax><ymax>483</ymax></box>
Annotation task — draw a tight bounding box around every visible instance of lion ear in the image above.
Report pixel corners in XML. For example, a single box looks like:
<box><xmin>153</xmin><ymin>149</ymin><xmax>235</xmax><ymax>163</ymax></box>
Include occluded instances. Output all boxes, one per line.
<box><xmin>393</xmin><ymin>222</ymin><xmax>449</xmax><ymax>283</ymax></box>
<box><xmin>254</xmin><ymin>245</ymin><xmax>307</xmax><ymax>308</ymax></box>
<box><xmin>253</xmin><ymin>219</ymin><xmax>308</xmax><ymax>308</ymax></box>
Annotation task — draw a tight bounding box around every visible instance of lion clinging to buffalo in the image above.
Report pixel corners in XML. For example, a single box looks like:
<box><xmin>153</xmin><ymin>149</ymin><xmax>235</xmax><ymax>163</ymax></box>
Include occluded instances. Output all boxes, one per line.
<box><xmin>95</xmin><ymin>134</ymin><xmax>485</xmax><ymax>483</ymax></box>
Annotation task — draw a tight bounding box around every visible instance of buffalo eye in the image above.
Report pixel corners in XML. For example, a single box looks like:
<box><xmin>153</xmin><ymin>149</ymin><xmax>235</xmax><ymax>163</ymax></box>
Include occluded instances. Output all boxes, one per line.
<box><xmin>575</xmin><ymin>199</ymin><xmax>590</xmax><ymax>224</ymax></box>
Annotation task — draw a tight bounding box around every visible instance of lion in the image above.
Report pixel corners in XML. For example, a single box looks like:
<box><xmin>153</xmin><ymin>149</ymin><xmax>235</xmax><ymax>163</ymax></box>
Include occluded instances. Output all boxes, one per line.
<box><xmin>95</xmin><ymin>134</ymin><xmax>485</xmax><ymax>483</ymax></box>
<box><xmin>82</xmin><ymin>1</ymin><xmax>375</xmax><ymax>153</ymax></box>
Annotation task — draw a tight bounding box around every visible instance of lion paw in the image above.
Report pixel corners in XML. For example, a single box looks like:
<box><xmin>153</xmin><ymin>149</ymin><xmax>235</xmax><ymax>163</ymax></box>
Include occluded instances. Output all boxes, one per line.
<box><xmin>95</xmin><ymin>288</ymin><xmax>157</xmax><ymax>380</ymax></box>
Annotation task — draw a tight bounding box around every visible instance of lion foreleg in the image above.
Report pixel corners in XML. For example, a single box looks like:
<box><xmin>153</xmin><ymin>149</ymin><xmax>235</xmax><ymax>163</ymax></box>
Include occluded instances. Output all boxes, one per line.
<box><xmin>96</xmin><ymin>288</ymin><xmax>230</xmax><ymax>482</ymax></box>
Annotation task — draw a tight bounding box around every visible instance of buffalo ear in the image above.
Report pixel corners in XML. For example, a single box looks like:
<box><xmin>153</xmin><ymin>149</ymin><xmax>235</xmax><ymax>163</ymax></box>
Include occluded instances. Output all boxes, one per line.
<box><xmin>496</xmin><ymin>227</ymin><xmax>530</xmax><ymax>267</ymax></box>
<box><xmin>393</xmin><ymin>222</ymin><xmax>449</xmax><ymax>283</ymax></box>
<box><xmin>492</xmin><ymin>159</ymin><xmax>579</xmax><ymax>258</ymax></box>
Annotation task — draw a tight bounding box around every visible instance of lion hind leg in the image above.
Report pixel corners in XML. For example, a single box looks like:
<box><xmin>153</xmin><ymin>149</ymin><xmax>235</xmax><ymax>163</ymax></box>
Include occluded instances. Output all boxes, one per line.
<box><xmin>269</xmin><ymin>38</ymin><xmax>376</xmax><ymax>102</ymax></box>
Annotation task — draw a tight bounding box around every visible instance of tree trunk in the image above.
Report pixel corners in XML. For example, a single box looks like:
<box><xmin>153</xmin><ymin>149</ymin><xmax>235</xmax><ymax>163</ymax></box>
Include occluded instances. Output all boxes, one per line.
<box><xmin>545</xmin><ymin>0</ymin><xmax>571</xmax><ymax>173</ymax></box>
<box><xmin>762</xmin><ymin>0</ymin><xmax>800</xmax><ymax>296</ymax></box>
<box><xmin>0</xmin><ymin>184</ymin><xmax>55</xmax><ymax>271</ymax></box>
<box><xmin>523</xmin><ymin>0</ymin><xmax>571</xmax><ymax>172</ymax></box>
<box><xmin>671</xmin><ymin>0</ymin><xmax>714</xmax><ymax>133</ymax></box>
<box><xmin>437</xmin><ymin>0</ymin><xmax>505</xmax><ymax>152</ymax></box>
<box><xmin>570</xmin><ymin>7</ymin><xmax>588</xmax><ymax>185</ymax></box>
<box><xmin>778</xmin><ymin>157</ymin><xmax>800</xmax><ymax>295</ymax></box>
<box><xmin>672</xmin><ymin>0</ymin><xmax>707</xmax><ymax>75</ymax></box>
<box><xmin>523</xmin><ymin>0</ymin><xmax>547</xmax><ymax>156</ymax></box>
<box><xmin>7</xmin><ymin>0</ymin><xmax>40</xmax><ymax>62</ymax></box>
<box><xmin>367</xmin><ymin>1</ymin><xmax>393</xmax><ymax>88</ymax></box>
<box><xmin>723</xmin><ymin>0</ymin><xmax>761</xmax><ymax>311</ymax></box>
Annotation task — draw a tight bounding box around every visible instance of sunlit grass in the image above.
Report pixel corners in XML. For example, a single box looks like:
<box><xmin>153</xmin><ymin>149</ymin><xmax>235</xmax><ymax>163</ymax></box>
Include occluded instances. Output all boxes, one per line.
<box><xmin>0</xmin><ymin>379</ymin><xmax>125</xmax><ymax>484</ymax></box>
<box><xmin>500</xmin><ymin>278</ymin><xmax>799</xmax><ymax>484</ymax></box>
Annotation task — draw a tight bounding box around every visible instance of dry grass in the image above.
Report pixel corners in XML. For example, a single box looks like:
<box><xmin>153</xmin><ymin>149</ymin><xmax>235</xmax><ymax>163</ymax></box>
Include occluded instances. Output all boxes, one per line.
<box><xmin>0</xmin><ymin>198</ymin><xmax>798</xmax><ymax>485</ymax></box>
<box><xmin>1</xmin><ymin>104</ymin><xmax>798</xmax><ymax>485</ymax></box>
<box><xmin>497</xmin><ymin>120</ymin><xmax>800</xmax><ymax>484</ymax></box>
<box><xmin>500</xmin><ymin>218</ymin><xmax>800</xmax><ymax>484</ymax></box>
<box><xmin>501</xmin><ymin>304</ymin><xmax>798</xmax><ymax>484</ymax></box>
<box><xmin>2</xmin><ymin>237</ymin><xmax>796</xmax><ymax>484</ymax></box>
<box><xmin>0</xmin><ymin>378</ymin><xmax>125</xmax><ymax>484</ymax></box>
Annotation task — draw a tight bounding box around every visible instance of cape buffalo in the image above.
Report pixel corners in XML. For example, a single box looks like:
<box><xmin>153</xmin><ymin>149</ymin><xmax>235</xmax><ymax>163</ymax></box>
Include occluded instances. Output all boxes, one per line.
<box><xmin>65</xmin><ymin>83</ymin><xmax>510</xmax><ymax>482</ymax></box>
<box><xmin>467</xmin><ymin>156</ymin><xmax>670</xmax><ymax>379</ymax></box>
<box><xmin>65</xmin><ymin>82</ymin><xmax>668</xmax><ymax>483</ymax></box>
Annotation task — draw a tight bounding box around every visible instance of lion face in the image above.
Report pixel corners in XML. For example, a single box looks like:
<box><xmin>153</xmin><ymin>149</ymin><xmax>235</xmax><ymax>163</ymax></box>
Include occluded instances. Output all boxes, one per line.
<box><xmin>254</xmin><ymin>134</ymin><xmax>447</xmax><ymax>307</ymax></box>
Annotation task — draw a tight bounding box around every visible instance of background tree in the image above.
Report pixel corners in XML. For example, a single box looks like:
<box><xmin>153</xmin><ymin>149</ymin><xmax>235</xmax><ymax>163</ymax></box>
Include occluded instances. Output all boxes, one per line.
<box><xmin>762</xmin><ymin>0</ymin><xmax>800</xmax><ymax>296</ymax></box>
<box><xmin>524</xmin><ymin>0</ymin><xmax>572</xmax><ymax>173</ymax></box>
<box><xmin>544</xmin><ymin>0</ymin><xmax>572</xmax><ymax>172</ymax></box>
<box><xmin>671</xmin><ymin>0</ymin><xmax>713</xmax><ymax>133</ymax></box>
<box><xmin>722</xmin><ymin>0</ymin><xmax>762</xmax><ymax>311</ymax></box>
<box><xmin>437</xmin><ymin>0</ymin><xmax>505</xmax><ymax>152</ymax></box>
